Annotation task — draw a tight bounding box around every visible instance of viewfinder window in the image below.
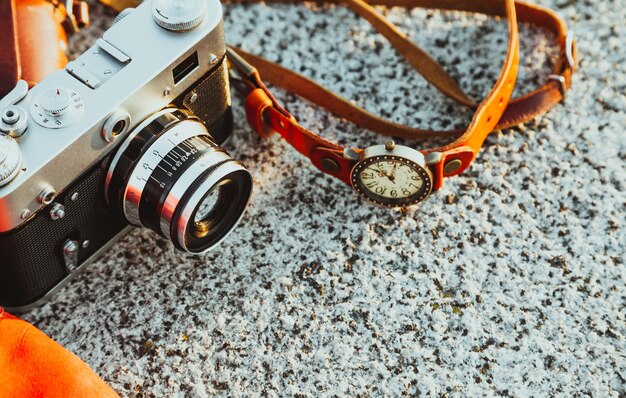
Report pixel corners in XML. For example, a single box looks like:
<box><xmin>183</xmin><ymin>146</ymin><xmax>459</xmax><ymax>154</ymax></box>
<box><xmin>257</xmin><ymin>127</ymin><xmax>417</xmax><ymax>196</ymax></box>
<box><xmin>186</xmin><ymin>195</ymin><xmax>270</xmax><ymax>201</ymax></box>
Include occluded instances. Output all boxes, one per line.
<box><xmin>173</xmin><ymin>52</ymin><xmax>199</xmax><ymax>85</ymax></box>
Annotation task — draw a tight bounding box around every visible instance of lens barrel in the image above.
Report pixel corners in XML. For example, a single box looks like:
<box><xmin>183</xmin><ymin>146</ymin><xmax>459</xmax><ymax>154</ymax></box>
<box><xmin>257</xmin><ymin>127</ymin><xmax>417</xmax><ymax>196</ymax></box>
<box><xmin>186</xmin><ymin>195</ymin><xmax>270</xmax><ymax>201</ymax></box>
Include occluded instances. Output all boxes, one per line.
<box><xmin>105</xmin><ymin>108</ymin><xmax>252</xmax><ymax>253</ymax></box>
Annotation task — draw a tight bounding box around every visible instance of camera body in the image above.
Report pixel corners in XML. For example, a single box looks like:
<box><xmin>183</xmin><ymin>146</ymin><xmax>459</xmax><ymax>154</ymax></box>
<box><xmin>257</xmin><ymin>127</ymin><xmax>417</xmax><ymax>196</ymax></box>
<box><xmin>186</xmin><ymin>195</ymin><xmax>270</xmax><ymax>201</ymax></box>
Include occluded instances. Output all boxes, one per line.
<box><xmin>0</xmin><ymin>0</ymin><xmax>251</xmax><ymax>311</ymax></box>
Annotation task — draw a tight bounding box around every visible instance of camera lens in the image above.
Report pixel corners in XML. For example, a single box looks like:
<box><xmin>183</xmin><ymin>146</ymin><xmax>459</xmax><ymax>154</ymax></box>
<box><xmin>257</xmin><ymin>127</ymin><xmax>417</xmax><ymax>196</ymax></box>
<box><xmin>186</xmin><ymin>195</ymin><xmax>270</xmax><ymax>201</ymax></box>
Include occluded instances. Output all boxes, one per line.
<box><xmin>105</xmin><ymin>108</ymin><xmax>252</xmax><ymax>253</ymax></box>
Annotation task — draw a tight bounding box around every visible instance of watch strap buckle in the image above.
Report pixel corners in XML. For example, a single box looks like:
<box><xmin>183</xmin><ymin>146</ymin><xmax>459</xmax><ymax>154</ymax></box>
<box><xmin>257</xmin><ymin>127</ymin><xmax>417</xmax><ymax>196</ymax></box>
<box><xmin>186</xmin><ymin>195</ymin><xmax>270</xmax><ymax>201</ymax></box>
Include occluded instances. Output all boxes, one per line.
<box><xmin>547</xmin><ymin>31</ymin><xmax>576</xmax><ymax>101</ymax></box>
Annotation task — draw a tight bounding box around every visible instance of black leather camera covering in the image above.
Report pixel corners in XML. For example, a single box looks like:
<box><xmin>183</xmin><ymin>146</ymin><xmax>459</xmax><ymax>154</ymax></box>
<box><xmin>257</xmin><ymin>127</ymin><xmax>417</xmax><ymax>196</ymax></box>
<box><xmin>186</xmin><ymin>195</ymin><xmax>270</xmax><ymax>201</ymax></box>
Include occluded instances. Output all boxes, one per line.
<box><xmin>172</xmin><ymin>57</ymin><xmax>233</xmax><ymax>145</ymax></box>
<box><xmin>0</xmin><ymin>164</ymin><xmax>128</xmax><ymax>309</ymax></box>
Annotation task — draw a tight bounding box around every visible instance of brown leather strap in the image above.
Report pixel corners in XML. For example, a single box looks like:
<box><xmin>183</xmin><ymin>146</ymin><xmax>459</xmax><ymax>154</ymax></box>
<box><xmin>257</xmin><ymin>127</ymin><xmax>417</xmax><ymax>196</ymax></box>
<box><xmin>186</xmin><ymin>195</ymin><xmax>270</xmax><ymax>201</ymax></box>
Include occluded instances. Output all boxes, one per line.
<box><xmin>347</xmin><ymin>0</ymin><xmax>477</xmax><ymax>108</ymax></box>
<box><xmin>0</xmin><ymin>0</ymin><xmax>90</xmax><ymax>97</ymax></box>
<box><xmin>72</xmin><ymin>1</ymin><xmax>90</xmax><ymax>28</ymax></box>
<box><xmin>46</xmin><ymin>0</ymin><xmax>90</xmax><ymax>35</ymax></box>
<box><xmin>229</xmin><ymin>0</ymin><xmax>575</xmax><ymax>194</ymax></box>
<box><xmin>0</xmin><ymin>0</ymin><xmax>21</xmax><ymax>98</ymax></box>
<box><xmin>15</xmin><ymin>0</ymin><xmax>71</xmax><ymax>88</ymax></box>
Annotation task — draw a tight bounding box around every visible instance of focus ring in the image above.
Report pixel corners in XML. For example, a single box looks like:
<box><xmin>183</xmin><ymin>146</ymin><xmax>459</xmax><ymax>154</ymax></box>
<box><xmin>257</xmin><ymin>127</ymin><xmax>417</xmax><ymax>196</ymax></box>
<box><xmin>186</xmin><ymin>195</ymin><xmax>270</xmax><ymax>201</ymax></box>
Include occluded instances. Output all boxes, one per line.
<box><xmin>138</xmin><ymin>135</ymin><xmax>223</xmax><ymax>233</ymax></box>
<box><xmin>105</xmin><ymin>109</ymin><xmax>192</xmax><ymax>210</ymax></box>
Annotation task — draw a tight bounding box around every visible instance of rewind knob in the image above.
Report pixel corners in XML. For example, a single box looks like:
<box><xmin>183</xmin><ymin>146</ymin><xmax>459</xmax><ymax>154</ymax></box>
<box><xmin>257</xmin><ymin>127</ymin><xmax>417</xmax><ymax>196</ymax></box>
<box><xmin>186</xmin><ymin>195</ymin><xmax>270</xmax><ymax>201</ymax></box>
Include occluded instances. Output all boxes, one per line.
<box><xmin>0</xmin><ymin>134</ymin><xmax>22</xmax><ymax>187</ymax></box>
<box><xmin>113</xmin><ymin>7</ymin><xmax>134</xmax><ymax>25</ymax></box>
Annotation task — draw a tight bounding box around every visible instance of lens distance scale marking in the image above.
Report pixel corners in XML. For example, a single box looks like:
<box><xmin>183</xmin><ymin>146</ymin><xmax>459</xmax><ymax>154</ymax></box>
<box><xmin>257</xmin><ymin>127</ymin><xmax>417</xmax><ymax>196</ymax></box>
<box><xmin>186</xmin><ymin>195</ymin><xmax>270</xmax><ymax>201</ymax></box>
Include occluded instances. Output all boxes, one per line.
<box><xmin>122</xmin><ymin>121</ymin><xmax>211</xmax><ymax>226</ymax></box>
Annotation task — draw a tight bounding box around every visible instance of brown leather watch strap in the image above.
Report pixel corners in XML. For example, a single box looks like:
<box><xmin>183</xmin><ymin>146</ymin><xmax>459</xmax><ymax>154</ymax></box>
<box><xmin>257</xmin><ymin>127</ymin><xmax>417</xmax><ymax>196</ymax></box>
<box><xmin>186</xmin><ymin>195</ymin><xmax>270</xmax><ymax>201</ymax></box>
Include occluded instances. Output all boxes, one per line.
<box><xmin>229</xmin><ymin>0</ymin><xmax>576</xmax><ymax>204</ymax></box>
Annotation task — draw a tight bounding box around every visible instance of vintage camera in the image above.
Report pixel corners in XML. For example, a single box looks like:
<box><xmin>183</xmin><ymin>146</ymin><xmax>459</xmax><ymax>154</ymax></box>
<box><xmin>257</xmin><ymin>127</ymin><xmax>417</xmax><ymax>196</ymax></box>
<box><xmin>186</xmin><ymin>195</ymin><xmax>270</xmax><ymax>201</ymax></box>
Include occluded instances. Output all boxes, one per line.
<box><xmin>0</xmin><ymin>0</ymin><xmax>253</xmax><ymax>311</ymax></box>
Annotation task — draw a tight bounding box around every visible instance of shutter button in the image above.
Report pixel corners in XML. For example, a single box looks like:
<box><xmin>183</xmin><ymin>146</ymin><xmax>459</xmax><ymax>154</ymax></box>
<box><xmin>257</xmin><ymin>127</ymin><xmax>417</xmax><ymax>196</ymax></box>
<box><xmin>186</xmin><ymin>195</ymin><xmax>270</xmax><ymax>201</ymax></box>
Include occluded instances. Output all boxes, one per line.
<box><xmin>0</xmin><ymin>106</ymin><xmax>28</xmax><ymax>138</ymax></box>
<box><xmin>41</xmin><ymin>89</ymin><xmax>71</xmax><ymax>117</ymax></box>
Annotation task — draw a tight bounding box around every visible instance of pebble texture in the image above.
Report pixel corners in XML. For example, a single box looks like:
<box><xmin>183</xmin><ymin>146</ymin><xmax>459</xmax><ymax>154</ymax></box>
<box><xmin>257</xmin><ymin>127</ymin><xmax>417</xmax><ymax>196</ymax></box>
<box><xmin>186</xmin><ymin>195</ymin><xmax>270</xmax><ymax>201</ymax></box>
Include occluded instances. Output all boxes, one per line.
<box><xmin>23</xmin><ymin>0</ymin><xmax>625</xmax><ymax>397</ymax></box>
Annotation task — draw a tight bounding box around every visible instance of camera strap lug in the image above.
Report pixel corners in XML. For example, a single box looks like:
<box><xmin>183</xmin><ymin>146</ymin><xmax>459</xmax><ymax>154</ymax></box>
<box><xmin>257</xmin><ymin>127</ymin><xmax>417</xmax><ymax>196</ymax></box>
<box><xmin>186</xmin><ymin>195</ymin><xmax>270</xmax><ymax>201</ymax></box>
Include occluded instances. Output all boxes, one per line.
<box><xmin>62</xmin><ymin>239</ymin><xmax>80</xmax><ymax>273</ymax></box>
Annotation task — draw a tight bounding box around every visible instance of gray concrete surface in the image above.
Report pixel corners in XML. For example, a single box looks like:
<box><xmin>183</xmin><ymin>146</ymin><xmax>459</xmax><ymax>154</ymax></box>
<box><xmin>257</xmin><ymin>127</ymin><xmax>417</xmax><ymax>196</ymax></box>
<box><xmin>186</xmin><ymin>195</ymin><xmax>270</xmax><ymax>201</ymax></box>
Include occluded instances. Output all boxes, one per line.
<box><xmin>24</xmin><ymin>0</ymin><xmax>626</xmax><ymax>396</ymax></box>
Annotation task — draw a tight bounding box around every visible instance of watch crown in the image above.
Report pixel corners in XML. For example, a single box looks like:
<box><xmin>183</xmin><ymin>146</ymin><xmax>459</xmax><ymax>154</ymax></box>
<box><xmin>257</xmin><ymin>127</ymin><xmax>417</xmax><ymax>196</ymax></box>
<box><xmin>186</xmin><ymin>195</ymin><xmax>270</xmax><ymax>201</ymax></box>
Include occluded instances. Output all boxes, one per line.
<box><xmin>384</xmin><ymin>140</ymin><xmax>395</xmax><ymax>151</ymax></box>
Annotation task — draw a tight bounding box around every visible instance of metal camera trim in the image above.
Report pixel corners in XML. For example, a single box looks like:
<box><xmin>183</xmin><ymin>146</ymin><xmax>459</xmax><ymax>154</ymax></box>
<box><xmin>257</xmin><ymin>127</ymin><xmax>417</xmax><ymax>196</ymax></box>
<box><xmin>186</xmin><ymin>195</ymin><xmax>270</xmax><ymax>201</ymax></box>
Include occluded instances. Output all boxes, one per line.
<box><xmin>159</xmin><ymin>149</ymin><xmax>231</xmax><ymax>241</ymax></box>
<box><xmin>175</xmin><ymin>160</ymin><xmax>252</xmax><ymax>252</ymax></box>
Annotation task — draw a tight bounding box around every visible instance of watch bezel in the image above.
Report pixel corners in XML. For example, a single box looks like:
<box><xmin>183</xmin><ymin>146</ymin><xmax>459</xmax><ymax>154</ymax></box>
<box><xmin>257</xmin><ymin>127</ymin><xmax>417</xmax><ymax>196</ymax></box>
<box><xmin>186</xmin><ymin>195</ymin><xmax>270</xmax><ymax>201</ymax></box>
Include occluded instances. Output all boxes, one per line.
<box><xmin>350</xmin><ymin>143</ymin><xmax>433</xmax><ymax>208</ymax></box>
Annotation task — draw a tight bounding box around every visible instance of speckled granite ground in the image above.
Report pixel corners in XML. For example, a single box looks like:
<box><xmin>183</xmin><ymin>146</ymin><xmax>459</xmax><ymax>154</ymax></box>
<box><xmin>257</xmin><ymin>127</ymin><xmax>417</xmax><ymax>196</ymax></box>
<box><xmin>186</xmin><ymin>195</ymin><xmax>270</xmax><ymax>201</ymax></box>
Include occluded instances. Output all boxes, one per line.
<box><xmin>22</xmin><ymin>0</ymin><xmax>625</xmax><ymax>397</ymax></box>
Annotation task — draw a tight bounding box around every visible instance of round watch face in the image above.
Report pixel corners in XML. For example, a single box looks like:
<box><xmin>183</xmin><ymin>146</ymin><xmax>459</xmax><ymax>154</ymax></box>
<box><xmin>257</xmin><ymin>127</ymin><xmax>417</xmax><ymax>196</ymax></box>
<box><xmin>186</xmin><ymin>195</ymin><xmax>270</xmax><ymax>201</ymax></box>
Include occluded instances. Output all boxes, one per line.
<box><xmin>351</xmin><ymin>155</ymin><xmax>433</xmax><ymax>207</ymax></box>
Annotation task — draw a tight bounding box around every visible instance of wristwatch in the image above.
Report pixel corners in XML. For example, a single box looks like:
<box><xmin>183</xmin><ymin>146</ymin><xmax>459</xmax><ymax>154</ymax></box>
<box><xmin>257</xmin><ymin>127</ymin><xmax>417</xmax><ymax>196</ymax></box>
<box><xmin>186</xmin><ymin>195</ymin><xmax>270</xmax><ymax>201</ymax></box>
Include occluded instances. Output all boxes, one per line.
<box><xmin>228</xmin><ymin>0</ymin><xmax>576</xmax><ymax>208</ymax></box>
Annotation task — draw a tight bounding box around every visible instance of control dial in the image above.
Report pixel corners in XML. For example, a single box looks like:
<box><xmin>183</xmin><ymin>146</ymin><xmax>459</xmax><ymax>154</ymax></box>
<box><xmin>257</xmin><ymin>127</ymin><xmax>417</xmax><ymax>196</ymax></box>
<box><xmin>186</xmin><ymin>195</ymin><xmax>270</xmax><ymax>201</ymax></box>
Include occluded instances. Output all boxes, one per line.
<box><xmin>30</xmin><ymin>88</ymin><xmax>85</xmax><ymax>129</ymax></box>
<box><xmin>0</xmin><ymin>134</ymin><xmax>22</xmax><ymax>187</ymax></box>
<box><xmin>41</xmin><ymin>88</ymin><xmax>70</xmax><ymax>116</ymax></box>
<box><xmin>0</xmin><ymin>106</ymin><xmax>28</xmax><ymax>138</ymax></box>
<box><xmin>152</xmin><ymin>0</ymin><xmax>207</xmax><ymax>32</ymax></box>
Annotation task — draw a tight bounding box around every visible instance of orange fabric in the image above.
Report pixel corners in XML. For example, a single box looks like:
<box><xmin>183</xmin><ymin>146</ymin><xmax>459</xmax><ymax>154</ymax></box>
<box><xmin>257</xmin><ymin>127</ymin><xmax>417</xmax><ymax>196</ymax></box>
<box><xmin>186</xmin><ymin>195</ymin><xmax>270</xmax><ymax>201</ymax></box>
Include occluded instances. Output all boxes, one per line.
<box><xmin>0</xmin><ymin>0</ymin><xmax>21</xmax><ymax>97</ymax></box>
<box><xmin>0</xmin><ymin>309</ymin><xmax>119</xmax><ymax>398</ymax></box>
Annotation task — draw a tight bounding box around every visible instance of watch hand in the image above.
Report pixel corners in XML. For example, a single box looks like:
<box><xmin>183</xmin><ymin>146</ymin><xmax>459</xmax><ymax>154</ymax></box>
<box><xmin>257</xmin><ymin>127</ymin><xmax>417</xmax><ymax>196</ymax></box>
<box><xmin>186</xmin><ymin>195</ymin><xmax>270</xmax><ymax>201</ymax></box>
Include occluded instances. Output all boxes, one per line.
<box><xmin>374</xmin><ymin>165</ymin><xmax>387</xmax><ymax>177</ymax></box>
<box><xmin>388</xmin><ymin>163</ymin><xmax>398</xmax><ymax>182</ymax></box>
<box><xmin>377</xmin><ymin>163</ymin><xmax>397</xmax><ymax>184</ymax></box>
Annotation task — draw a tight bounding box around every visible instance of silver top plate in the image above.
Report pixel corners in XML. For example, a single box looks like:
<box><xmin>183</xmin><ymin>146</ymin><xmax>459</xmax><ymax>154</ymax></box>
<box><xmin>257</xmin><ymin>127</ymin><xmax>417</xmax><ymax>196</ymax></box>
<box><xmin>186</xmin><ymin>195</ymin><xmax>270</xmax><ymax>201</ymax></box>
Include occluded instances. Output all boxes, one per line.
<box><xmin>0</xmin><ymin>0</ymin><xmax>225</xmax><ymax>232</ymax></box>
